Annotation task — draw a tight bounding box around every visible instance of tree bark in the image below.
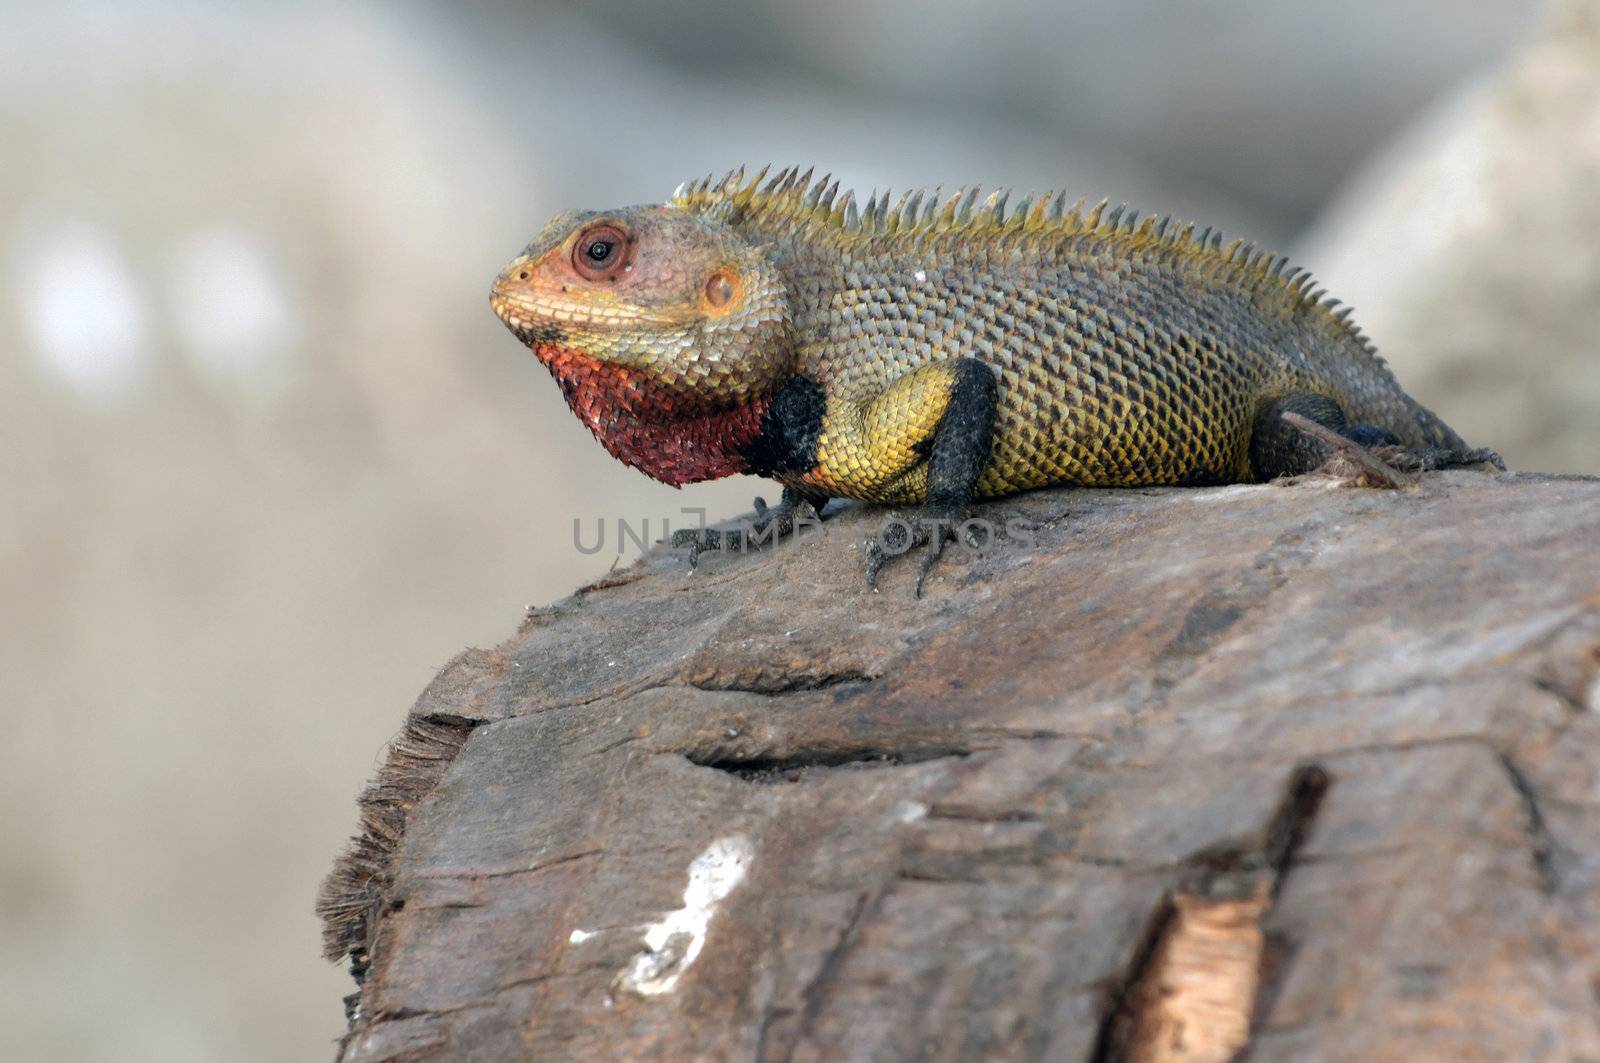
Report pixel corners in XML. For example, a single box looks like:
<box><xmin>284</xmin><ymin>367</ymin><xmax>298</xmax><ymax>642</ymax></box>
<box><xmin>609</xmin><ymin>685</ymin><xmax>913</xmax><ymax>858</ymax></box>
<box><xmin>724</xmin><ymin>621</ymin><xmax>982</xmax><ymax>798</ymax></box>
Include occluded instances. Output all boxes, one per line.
<box><xmin>320</xmin><ymin>470</ymin><xmax>1600</xmax><ymax>1062</ymax></box>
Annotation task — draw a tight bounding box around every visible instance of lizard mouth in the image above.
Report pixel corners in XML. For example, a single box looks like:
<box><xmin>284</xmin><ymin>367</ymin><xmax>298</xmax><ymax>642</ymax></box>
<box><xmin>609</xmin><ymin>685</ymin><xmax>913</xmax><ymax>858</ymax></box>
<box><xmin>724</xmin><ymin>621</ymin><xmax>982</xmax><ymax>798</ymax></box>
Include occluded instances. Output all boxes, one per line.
<box><xmin>490</xmin><ymin>293</ymin><xmax>568</xmax><ymax>347</ymax></box>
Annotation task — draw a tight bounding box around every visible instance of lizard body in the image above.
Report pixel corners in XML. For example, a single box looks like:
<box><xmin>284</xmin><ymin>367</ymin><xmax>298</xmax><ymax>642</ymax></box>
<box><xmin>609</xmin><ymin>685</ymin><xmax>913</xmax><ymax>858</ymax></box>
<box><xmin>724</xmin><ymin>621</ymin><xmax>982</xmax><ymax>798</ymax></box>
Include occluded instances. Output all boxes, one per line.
<box><xmin>491</xmin><ymin>167</ymin><xmax>1495</xmax><ymax>591</ymax></box>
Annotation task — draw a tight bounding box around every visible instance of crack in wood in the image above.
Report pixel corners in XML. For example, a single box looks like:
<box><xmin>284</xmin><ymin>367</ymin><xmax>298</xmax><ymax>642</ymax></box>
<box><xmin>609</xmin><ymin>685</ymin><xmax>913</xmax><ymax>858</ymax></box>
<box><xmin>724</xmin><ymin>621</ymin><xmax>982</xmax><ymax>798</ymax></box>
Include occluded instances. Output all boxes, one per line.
<box><xmin>1533</xmin><ymin>675</ymin><xmax>1591</xmax><ymax>715</ymax></box>
<box><xmin>925</xmin><ymin>804</ymin><xmax>1041</xmax><ymax>823</ymax></box>
<box><xmin>687</xmin><ymin>669</ymin><xmax>876</xmax><ymax>695</ymax></box>
<box><xmin>894</xmin><ymin>866</ymin><xmax>986</xmax><ymax>885</ymax></box>
<box><xmin>409</xmin><ymin>848</ymin><xmax>604</xmax><ymax>882</ymax></box>
<box><xmin>784</xmin><ymin>891</ymin><xmax>876</xmax><ymax>1062</ymax></box>
<box><xmin>1495</xmin><ymin>750</ymin><xmax>1561</xmax><ymax>894</ymax></box>
<box><xmin>686</xmin><ymin>746</ymin><xmax>970</xmax><ymax>784</ymax></box>
<box><xmin>1088</xmin><ymin>763</ymin><xmax>1330</xmax><ymax>1063</ymax></box>
<box><xmin>1261</xmin><ymin>765</ymin><xmax>1331</xmax><ymax>890</ymax></box>
<box><xmin>1088</xmin><ymin>896</ymin><xmax>1180</xmax><ymax>1063</ymax></box>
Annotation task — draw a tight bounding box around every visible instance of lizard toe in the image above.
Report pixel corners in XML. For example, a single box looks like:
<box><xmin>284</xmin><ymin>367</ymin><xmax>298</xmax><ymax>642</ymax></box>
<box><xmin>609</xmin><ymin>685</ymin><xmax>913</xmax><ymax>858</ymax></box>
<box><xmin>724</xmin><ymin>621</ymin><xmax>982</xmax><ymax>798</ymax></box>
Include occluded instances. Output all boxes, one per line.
<box><xmin>670</xmin><ymin>527</ymin><xmax>725</xmax><ymax>568</ymax></box>
<box><xmin>912</xmin><ymin>530</ymin><xmax>952</xmax><ymax>599</ymax></box>
<box><xmin>865</xmin><ymin>512</ymin><xmax>919</xmax><ymax>591</ymax></box>
<box><xmin>866</xmin><ymin>505</ymin><xmax>969</xmax><ymax>596</ymax></box>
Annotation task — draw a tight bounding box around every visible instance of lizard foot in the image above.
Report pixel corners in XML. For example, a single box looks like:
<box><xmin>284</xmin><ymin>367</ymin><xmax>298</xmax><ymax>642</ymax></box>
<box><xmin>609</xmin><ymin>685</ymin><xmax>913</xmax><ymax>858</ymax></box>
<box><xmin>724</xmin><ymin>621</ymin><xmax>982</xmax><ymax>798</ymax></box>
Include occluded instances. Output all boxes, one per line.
<box><xmin>865</xmin><ymin>503</ymin><xmax>976</xmax><ymax>598</ymax></box>
<box><xmin>1280</xmin><ymin>411</ymin><xmax>1504</xmax><ymax>488</ymax></box>
<box><xmin>1372</xmin><ymin>444</ymin><xmax>1506</xmax><ymax>474</ymax></box>
<box><xmin>670</xmin><ymin>488</ymin><xmax>820</xmax><ymax>570</ymax></box>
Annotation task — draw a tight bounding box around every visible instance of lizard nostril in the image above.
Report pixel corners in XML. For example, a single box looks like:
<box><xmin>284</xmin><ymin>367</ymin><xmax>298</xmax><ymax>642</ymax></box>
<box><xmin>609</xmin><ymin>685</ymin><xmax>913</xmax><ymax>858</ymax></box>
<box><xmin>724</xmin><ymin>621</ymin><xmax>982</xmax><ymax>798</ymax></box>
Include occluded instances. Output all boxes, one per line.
<box><xmin>517</xmin><ymin>270</ymin><xmax>529</xmax><ymax>281</ymax></box>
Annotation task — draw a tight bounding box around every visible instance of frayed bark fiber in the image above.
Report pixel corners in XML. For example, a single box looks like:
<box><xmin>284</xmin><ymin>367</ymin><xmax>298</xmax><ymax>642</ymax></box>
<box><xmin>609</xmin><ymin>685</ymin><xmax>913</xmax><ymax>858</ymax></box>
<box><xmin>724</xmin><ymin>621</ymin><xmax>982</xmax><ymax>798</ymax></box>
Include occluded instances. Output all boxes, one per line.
<box><xmin>317</xmin><ymin>716</ymin><xmax>476</xmax><ymax>965</ymax></box>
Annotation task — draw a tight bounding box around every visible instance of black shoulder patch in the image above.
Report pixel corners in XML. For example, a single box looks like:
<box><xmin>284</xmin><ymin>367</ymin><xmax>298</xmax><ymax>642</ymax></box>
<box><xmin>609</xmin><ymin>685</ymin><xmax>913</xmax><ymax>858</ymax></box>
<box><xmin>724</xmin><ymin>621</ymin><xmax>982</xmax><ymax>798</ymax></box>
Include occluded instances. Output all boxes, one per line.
<box><xmin>739</xmin><ymin>374</ymin><xmax>825</xmax><ymax>478</ymax></box>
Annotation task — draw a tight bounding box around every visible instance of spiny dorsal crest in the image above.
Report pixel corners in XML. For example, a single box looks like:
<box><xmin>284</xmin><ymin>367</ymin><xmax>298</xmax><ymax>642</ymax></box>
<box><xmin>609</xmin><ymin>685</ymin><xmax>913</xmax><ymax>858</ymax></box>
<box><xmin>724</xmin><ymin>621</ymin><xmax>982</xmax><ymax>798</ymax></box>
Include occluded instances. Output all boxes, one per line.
<box><xmin>669</xmin><ymin>165</ymin><xmax>1375</xmax><ymax>352</ymax></box>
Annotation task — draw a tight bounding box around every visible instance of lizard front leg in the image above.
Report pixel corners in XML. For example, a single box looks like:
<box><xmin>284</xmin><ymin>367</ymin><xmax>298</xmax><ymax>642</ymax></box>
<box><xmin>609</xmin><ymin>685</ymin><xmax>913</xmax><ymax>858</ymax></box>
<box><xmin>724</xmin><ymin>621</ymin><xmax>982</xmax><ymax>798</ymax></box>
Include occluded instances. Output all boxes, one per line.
<box><xmin>806</xmin><ymin>358</ymin><xmax>998</xmax><ymax>596</ymax></box>
<box><xmin>671</xmin><ymin>485</ymin><xmax>827</xmax><ymax>567</ymax></box>
<box><xmin>671</xmin><ymin>374</ymin><xmax>833</xmax><ymax>567</ymax></box>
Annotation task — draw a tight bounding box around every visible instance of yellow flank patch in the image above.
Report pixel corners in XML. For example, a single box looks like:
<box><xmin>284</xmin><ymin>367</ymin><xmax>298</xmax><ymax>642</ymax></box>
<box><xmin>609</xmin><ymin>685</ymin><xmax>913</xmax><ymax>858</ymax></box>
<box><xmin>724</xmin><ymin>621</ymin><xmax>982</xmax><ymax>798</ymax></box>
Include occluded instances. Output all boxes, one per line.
<box><xmin>798</xmin><ymin>362</ymin><xmax>960</xmax><ymax>501</ymax></box>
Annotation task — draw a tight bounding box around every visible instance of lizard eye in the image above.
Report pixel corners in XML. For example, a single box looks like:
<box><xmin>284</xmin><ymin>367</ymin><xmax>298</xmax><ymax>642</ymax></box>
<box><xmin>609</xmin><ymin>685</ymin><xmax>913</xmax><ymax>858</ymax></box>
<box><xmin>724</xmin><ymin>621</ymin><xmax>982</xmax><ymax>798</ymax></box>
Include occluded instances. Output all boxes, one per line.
<box><xmin>571</xmin><ymin>224</ymin><xmax>630</xmax><ymax>282</ymax></box>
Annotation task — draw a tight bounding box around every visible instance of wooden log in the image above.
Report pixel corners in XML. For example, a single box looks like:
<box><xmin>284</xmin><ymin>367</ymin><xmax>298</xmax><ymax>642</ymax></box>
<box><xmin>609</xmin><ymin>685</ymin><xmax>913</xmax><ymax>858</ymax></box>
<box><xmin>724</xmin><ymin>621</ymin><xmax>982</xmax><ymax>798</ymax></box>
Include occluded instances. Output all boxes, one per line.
<box><xmin>320</xmin><ymin>470</ymin><xmax>1600</xmax><ymax>1062</ymax></box>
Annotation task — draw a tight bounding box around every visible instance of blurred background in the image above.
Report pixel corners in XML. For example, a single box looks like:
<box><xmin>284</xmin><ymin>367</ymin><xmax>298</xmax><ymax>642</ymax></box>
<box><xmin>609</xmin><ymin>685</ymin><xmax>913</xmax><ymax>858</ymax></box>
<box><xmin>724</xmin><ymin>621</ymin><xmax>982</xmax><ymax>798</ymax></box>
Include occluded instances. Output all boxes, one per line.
<box><xmin>1</xmin><ymin>0</ymin><xmax>1595</xmax><ymax>1059</ymax></box>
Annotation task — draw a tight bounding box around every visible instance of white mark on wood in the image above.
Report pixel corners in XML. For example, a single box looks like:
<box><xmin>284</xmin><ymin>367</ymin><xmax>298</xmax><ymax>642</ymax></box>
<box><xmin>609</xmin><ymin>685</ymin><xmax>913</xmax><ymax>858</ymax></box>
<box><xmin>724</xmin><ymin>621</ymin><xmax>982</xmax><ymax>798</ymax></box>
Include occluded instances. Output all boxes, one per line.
<box><xmin>569</xmin><ymin>928</ymin><xmax>597</xmax><ymax>944</ymax></box>
<box><xmin>615</xmin><ymin>835</ymin><xmax>754</xmax><ymax>997</ymax></box>
<box><xmin>895</xmin><ymin>801</ymin><xmax>928</xmax><ymax>823</ymax></box>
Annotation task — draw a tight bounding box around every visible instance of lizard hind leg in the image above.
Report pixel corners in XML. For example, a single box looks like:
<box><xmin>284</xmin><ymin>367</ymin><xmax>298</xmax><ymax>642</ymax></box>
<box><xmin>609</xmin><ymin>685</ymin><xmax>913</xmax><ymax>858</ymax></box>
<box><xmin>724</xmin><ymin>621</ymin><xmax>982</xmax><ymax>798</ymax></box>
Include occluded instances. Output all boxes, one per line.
<box><xmin>1249</xmin><ymin>393</ymin><xmax>1359</xmax><ymax>481</ymax></box>
<box><xmin>1251</xmin><ymin>392</ymin><xmax>1505</xmax><ymax>482</ymax></box>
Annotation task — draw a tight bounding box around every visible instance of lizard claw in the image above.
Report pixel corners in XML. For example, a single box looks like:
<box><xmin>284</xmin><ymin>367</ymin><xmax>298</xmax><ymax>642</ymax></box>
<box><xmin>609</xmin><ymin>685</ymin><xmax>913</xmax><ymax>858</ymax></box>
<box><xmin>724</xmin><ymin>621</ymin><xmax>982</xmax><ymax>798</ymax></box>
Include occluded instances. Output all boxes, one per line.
<box><xmin>865</xmin><ymin>505</ymin><xmax>966</xmax><ymax>597</ymax></box>
<box><xmin>1418</xmin><ymin>446</ymin><xmax>1504</xmax><ymax>472</ymax></box>
<box><xmin>864</xmin><ymin>512</ymin><xmax>913</xmax><ymax>592</ymax></box>
<box><xmin>1365</xmin><ymin>444</ymin><xmax>1506</xmax><ymax>477</ymax></box>
<box><xmin>912</xmin><ymin>527</ymin><xmax>950</xmax><ymax>599</ymax></box>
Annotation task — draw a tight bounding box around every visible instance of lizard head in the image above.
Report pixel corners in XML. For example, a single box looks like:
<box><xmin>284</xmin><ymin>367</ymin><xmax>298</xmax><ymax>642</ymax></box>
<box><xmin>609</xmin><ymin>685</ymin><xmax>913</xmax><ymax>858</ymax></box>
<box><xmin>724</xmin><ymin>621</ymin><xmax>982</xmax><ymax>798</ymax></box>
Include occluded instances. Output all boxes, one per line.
<box><xmin>490</xmin><ymin>205</ymin><xmax>792</xmax><ymax>410</ymax></box>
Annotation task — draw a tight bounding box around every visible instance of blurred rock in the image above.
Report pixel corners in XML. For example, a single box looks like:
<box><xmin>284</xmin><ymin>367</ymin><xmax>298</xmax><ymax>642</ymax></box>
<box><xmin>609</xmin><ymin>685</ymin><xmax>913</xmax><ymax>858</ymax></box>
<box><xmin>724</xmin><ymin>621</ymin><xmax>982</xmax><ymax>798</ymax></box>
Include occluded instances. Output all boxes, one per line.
<box><xmin>1298</xmin><ymin>0</ymin><xmax>1600</xmax><ymax>474</ymax></box>
<box><xmin>559</xmin><ymin>0</ymin><xmax>1545</xmax><ymax>227</ymax></box>
<box><xmin>437</xmin><ymin>3</ymin><xmax>1279</xmax><ymax>243</ymax></box>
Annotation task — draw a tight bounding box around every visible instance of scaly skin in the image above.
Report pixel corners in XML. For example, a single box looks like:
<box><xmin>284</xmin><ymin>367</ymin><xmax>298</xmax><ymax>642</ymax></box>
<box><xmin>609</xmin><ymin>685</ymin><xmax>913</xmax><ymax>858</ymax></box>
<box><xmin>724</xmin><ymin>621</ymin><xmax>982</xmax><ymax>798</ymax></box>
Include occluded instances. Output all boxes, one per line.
<box><xmin>490</xmin><ymin>166</ymin><xmax>1497</xmax><ymax>592</ymax></box>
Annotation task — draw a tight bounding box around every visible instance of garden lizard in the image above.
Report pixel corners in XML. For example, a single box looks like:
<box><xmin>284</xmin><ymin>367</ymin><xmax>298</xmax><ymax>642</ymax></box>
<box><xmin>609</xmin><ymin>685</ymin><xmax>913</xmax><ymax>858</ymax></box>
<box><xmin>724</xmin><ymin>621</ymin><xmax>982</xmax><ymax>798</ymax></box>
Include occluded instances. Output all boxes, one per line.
<box><xmin>490</xmin><ymin>166</ymin><xmax>1498</xmax><ymax>594</ymax></box>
